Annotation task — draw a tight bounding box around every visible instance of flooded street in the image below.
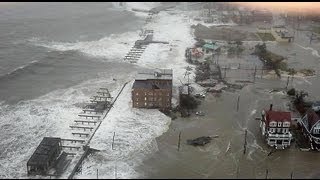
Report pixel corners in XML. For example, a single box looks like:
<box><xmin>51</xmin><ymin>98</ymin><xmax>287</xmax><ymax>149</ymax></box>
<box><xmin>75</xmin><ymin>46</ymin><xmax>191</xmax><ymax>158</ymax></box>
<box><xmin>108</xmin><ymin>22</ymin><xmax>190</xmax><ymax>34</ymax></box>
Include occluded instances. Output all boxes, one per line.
<box><xmin>135</xmin><ymin>6</ymin><xmax>320</xmax><ymax>177</ymax></box>
<box><xmin>136</xmin><ymin>76</ymin><xmax>320</xmax><ymax>178</ymax></box>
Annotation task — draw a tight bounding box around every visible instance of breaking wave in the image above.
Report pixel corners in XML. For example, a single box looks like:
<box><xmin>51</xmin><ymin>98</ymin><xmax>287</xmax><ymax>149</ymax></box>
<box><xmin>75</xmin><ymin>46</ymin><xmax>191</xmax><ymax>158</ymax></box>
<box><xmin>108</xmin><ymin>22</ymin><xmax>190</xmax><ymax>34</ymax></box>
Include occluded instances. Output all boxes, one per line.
<box><xmin>27</xmin><ymin>31</ymin><xmax>140</xmax><ymax>61</ymax></box>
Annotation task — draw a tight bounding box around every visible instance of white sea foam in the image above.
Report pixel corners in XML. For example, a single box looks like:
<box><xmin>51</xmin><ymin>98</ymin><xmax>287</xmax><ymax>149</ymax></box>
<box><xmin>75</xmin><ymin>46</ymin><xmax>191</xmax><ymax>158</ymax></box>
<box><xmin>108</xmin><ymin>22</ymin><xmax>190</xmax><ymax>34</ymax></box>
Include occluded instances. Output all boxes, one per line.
<box><xmin>0</xmin><ymin>74</ymin><xmax>131</xmax><ymax>178</ymax></box>
<box><xmin>10</xmin><ymin>7</ymin><xmax>199</xmax><ymax>179</ymax></box>
<box><xmin>28</xmin><ymin>31</ymin><xmax>140</xmax><ymax>61</ymax></box>
<box><xmin>76</xmin><ymin>80</ymin><xmax>171</xmax><ymax>179</ymax></box>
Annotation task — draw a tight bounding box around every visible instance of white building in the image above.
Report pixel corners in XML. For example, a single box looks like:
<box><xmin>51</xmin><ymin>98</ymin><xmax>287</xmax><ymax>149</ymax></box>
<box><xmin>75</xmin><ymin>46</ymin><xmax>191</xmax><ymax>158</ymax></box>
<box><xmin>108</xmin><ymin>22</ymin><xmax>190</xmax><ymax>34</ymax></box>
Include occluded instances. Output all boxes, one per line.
<box><xmin>260</xmin><ymin>104</ymin><xmax>292</xmax><ymax>149</ymax></box>
<box><xmin>298</xmin><ymin>109</ymin><xmax>320</xmax><ymax>150</ymax></box>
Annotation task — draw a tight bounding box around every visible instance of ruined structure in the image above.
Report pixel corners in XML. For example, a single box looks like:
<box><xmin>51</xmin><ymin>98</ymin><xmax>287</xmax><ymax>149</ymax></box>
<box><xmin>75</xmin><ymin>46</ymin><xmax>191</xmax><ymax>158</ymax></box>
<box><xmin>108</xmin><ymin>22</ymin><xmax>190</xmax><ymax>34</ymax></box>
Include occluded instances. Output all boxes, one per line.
<box><xmin>132</xmin><ymin>69</ymin><xmax>173</xmax><ymax>109</ymax></box>
<box><xmin>27</xmin><ymin>137</ymin><xmax>62</xmax><ymax>175</ymax></box>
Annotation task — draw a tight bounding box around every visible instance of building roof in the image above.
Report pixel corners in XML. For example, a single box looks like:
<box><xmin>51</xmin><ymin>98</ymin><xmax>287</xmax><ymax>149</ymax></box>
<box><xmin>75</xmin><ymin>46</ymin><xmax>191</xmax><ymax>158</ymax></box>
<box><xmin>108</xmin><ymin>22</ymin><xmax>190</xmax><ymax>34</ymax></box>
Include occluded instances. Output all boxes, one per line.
<box><xmin>135</xmin><ymin>69</ymin><xmax>173</xmax><ymax>81</ymax></box>
<box><xmin>265</xmin><ymin>110</ymin><xmax>291</xmax><ymax>125</ymax></box>
<box><xmin>27</xmin><ymin>137</ymin><xmax>61</xmax><ymax>166</ymax></box>
<box><xmin>203</xmin><ymin>43</ymin><xmax>220</xmax><ymax>50</ymax></box>
<box><xmin>313</xmin><ymin>101</ymin><xmax>320</xmax><ymax>107</ymax></box>
<box><xmin>133</xmin><ymin>80</ymin><xmax>172</xmax><ymax>90</ymax></box>
<box><xmin>305</xmin><ymin>109</ymin><xmax>320</xmax><ymax>131</ymax></box>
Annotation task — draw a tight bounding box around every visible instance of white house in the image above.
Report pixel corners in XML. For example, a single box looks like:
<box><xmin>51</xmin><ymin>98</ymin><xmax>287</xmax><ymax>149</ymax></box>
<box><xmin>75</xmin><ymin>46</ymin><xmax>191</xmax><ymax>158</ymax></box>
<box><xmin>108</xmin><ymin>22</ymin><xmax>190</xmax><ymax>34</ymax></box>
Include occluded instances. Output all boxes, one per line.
<box><xmin>298</xmin><ymin>109</ymin><xmax>320</xmax><ymax>150</ymax></box>
<box><xmin>260</xmin><ymin>104</ymin><xmax>292</xmax><ymax>149</ymax></box>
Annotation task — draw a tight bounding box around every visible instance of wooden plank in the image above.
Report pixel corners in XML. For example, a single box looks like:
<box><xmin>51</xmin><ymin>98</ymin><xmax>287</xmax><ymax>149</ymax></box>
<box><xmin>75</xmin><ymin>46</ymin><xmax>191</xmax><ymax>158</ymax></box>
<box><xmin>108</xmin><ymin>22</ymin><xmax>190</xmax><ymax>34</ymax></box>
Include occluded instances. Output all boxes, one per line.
<box><xmin>70</xmin><ymin>125</ymin><xmax>95</xmax><ymax>130</ymax></box>
<box><xmin>72</xmin><ymin>132</ymin><xmax>90</xmax><ymax>137</ymax></box>
<box><xmin>61</xmin><ymin>145</ymin><xmax>81</xmax><ymax>150</ymax></box>
<box><xmin>75</xmin><ymin>120</ymin><xmax>98</xmax><ymax>125</ymax></box>
<box><xmin>82</xmin><ymin>109</ymin><xmax>104</xmax><ymax>114</ymax></box>
<box><xmin>92</xmin><ymin>95</ymin><xmax>111</xmax><ymax>99</ymax></box>
<box><xmin>78</xmin><ymin>114</ymin><xmax>101</xmax><ymax>118</ymax></box>
<box><xmin>78</xmin><ymin>114</ymin><xmax>101</xmax><ymax>119</ymax></box>
<box><xmin>61</xmin><ymin>138</ymin><xmax>86</xmax><ymax>143</ymax></box>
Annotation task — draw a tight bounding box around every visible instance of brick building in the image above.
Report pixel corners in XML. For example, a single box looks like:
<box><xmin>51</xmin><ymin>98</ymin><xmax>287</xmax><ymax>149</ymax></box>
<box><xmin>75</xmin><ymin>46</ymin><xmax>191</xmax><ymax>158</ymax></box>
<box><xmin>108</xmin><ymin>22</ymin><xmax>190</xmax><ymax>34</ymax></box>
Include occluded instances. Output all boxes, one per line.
<box><xmin>132</xmin><ymin>69</ymin><xmax>173</xmax><ymax>109</ymax></box>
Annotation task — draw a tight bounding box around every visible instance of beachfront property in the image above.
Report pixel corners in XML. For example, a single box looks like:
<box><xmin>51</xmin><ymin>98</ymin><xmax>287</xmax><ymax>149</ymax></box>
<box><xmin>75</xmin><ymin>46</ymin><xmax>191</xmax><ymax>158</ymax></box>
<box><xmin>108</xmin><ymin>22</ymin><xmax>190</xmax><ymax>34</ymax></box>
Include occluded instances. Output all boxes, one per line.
<box><xmin>27</xmin><ymin>137</ymin><xmax>62</xmax><ymax>175</ymax></box>
<box><xmin>252</xmin><ymin>9</ymin><xmax>273</xmax><ymax>23</ymax></box>
<box><xmin>260</xmin><ymin>104</ymin><xmax>293</xmax><ymax>149</ymax></box>
<box><xmin>271</xmin><ymin>26</ymin><xmax>294</xmax><ymax>43</ymax></box>
<box><xmin>132</xmin><ymin>69</ymin><xmax>173</xmax><ymax>109</ymax></box>
<box><xmin>257</xmin><ymin>26</ymin><xmax>294</xmax><ymax>43</ymax></box>
<box><xmin>298</xmin><ymin>109</ymin><xmax>320</xmax><ymax>151</ymax></box>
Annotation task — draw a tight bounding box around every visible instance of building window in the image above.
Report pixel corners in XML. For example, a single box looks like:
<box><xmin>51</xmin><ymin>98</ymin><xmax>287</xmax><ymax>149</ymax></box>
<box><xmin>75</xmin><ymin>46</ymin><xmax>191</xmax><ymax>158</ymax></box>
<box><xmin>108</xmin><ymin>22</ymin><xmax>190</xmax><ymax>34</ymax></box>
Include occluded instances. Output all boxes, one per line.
<box><xmin>144</xmin><ymin>92</ymin><xmax>147</xmax><ymax>96</ymax></box>
<box><xmin>278</xmin><ymin>122</ymin><xmax>282</xmax><ymax>127</ymax></box>
<box><xmin>149</xmin><ymin>92</ymin><xmax>153</xmax><ymax>95</ymax></box>
<box><xmin>136</xmin><ymin>98</ymin><xmax>139</xmax><ymax>101</ymax></box>
<box><xmin>136</xmin><ymin>92</ymin><xmax>139</xmax><ymax>96</ymax></box>
<box><xmin>136</xmin><ymin>102</ymin><xmax>139</xmax><ymax>105</ymax></box>
<box><xmin>144</xmin><ymin>102</ymin><xmax>147</xmax><ymax>106</ymax></box>
<box><xmin>167</xmin><ymin>93</ymin><xmax>170</xmax><ymax>96</ymax></box>
<box><xmin>277</xmin><ymin>128</ymin><xmax>281</xmax><ymax>133</ymax></box>
<box><xmin>283</xmin><ymin>128</ymin><xmax>287</xmax><ymax>133</ymax></box>
<box><xmin>144</xmin><ymin>97</ymin><xmax>147</xmax><ymax>101</ymax></box>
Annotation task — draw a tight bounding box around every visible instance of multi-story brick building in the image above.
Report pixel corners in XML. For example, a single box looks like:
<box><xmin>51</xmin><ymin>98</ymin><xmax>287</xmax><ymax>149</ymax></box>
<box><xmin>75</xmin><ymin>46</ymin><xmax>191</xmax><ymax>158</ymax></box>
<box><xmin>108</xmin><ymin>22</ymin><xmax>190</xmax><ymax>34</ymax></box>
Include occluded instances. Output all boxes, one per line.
<box><xmin>132</xmin><ymin>69</ymin><xmax>173</xmax><ymax>109</ymax></box>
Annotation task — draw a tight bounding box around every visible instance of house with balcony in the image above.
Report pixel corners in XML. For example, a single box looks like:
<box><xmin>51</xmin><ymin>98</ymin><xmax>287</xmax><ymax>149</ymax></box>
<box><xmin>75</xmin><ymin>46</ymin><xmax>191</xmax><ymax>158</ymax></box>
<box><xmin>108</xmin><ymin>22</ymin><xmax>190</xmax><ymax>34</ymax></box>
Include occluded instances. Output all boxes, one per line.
<box><xmin>298</xmin><ymin>109</ymin><xmax>320</xmax><ymax>151</ymax></box>
<box><xmin>260</xmin><ymin>104</ymin><xmax>293</xmax><ymax>149</ymax></box>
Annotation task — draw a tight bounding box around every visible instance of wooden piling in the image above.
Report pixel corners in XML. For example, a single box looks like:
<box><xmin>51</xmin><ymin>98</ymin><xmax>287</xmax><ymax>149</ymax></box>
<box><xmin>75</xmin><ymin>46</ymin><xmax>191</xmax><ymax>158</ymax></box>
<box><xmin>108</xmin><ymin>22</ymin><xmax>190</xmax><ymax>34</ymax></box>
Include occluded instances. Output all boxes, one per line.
<box><xmin>178</xmin><ymin>131</ymin><xmax>182</xmax><ymax>151</ymax></box>
<box><xmin>286</xmin><ymin>76</ymin><xmax>290</xmax><ymax>90</ymax></box>
<box><xmin>97</xmin><ymin>169</ymin><xmax>99</xmax><ymax>179</ymax></box>
<box><xmin>253</xmin><ymin>65</ymin><xmax>257</xmax><ymax>82</ymax></box>
<box><xmin>237</xmin><ymin>95</ymin><xmax>240</xmax><ymax>112</ymax></box>
<box><xmin>265</xmin><ymin>169</ymin><xmax>268</xmax><ymax>179</ymax></box>
<box><xmin>112</xmin><ymin>132</ymin><xmax>115</xmax><ymax>150</ymax></box>
<box><xmin>243</xmin><ymin>129</ymin><xmax>247</xmax><ymax>155</ymax></box>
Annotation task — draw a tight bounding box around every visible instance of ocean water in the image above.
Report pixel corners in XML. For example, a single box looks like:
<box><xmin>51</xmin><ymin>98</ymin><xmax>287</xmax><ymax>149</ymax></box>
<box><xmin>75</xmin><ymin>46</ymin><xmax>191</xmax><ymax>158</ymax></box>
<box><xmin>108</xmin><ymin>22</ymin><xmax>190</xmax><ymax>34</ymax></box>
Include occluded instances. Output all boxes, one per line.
<box><xmin>0</xmin><ymin>2</ymin><xmax>171</xmax><ymax>178</ymax></box>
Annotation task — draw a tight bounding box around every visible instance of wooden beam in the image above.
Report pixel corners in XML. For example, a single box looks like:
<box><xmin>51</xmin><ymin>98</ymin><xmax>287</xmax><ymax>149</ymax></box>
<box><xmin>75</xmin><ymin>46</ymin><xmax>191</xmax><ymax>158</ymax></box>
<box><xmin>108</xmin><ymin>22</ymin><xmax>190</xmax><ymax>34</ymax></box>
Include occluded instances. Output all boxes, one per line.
<box><xmin>70</xmin><ymin>125</ymin><xmax>95</xmax><ymax>130</ymax></box>
<box><xmin>72</xmin><ymin>132</ymin><xmax>90</xmax><ymax>137</ymax></box>
<box><xmin>82</xmin><ymin>109</ymin><xmax>104</xmax><ymax>114</ymax></box>
<box><xmin>74</xmin><ymin>120</ymin><xmax>98</xmax><ymax>125</ymax></box>
<box><xmin>61</xmin><ymin>139</ymin><xmax>86</xmax><ymax>143</ymax></box>
<box><xmin>78</xmin><ymin>114</ymin><xmax>101</xmax><ymax>119</ymax></box>
<box><xmin>61</xmin><ymin>145</ymin><xmax>81</xmax><ymax>150</ymax></box>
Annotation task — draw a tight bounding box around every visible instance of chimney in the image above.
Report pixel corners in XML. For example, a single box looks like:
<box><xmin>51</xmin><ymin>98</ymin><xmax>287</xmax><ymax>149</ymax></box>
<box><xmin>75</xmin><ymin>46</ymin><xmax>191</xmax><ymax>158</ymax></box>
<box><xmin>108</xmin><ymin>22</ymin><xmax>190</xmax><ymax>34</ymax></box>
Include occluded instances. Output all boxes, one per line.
<box><xmin>269</xmin><ymin>104</ymin><xmax>273</xmax><ymax>111</ymax></box>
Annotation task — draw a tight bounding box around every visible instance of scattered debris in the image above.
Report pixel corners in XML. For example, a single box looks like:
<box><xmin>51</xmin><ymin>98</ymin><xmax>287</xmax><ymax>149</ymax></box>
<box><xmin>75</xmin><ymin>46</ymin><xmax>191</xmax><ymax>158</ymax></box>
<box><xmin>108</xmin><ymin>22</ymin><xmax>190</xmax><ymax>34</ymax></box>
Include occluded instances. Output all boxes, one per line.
<box><xmin>225</xmin><ymin>141</ymin><xmax>231</xmax><ymax>153</ymax></box>
<box><xmin>195</xmin><ymin>111</ymin><xmax>205</xmax><ymax>116</ymax></box>
<box><xmin>187</xmin><ymin>136</ymin><xmax>212</xmax><ymax>146</ymax></box>
<box><xmin>287</xmin><ymin>88</ymin><xmax>296</xmax><ymax>96</ymax></box>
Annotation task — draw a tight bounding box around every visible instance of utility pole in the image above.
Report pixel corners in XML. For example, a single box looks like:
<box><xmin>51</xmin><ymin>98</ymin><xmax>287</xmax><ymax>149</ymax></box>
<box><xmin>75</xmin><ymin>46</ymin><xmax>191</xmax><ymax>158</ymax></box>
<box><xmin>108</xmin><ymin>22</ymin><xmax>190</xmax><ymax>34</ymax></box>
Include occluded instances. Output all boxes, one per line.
<box><xmin>286</xmin><ymin>76</ymin><xmax>290</xmax><ymax>90</ymax></box>
<box><xmin>236</xmin><ymin>95</ymin><xmax>240</xmax><ymax>112</ymax></box>
<box><xmin>253</xmin><ymin>65</ymin><xmax>257</xmax><ymax>83</ymax></box>
<box><xmin>178</xmin><ymin>131</ymin><xmax>182</xmax><ymax>151</ymax></box>
<box><xmin>243</xmin><ymin>129</ymin><xmax>247</xmax><ymax>154</ymax></box>
<box><xmin>265</xmin><ymin>169</ymin><xmax>269</xmax><ymax>179</ymax></box>
<box><xmin>97</xmin><ymin>169</ymin><xmax>99</xmax><ymax>179</ymax></box>
<box><xmin>112</xmin><ymin>132</ymin><xmax>115</xmax><ymax>150</ymax></box>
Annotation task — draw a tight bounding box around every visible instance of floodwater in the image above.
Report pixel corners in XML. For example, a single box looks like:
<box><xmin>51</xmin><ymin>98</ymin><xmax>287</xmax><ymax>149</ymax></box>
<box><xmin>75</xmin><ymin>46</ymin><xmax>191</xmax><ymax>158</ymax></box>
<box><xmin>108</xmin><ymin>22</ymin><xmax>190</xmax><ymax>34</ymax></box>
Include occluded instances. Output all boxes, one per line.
<box><xmin>135</xmin><ymin>11</ymin><xmax>320</xmax><ymax>179</ymax></box>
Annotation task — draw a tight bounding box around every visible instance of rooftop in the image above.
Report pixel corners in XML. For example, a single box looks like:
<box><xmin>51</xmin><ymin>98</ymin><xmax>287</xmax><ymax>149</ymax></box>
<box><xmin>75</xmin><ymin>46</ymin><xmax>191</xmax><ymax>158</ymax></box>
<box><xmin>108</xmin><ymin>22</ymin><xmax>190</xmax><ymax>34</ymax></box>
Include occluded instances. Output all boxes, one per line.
<box><xmin>265</xmin><ymin>110</ymin><xmax>291</xmax><ymax>125</ymax></box>
<box><xmin>132</xmin><ymin>80</ymin><xmax>172</xmax><ymax>90</ymax></box>
<box><xmin>203</xmin><ymin>43</ymin><xmax>220</xmax><ymax>50</ymax></box>
<box><xmin>305</xmin><ymin>109</ymin><xmax>320</xmax><ymax>131</ymax></box>
<box><xmin>135</xmin><ymin>69</ymin><xmax>173</xmax><ymax>81</ymax></box>
<box><xmin>27</xmin><ymin>137</ymin><xmax>61</xmax><ymax>166</ymax></box>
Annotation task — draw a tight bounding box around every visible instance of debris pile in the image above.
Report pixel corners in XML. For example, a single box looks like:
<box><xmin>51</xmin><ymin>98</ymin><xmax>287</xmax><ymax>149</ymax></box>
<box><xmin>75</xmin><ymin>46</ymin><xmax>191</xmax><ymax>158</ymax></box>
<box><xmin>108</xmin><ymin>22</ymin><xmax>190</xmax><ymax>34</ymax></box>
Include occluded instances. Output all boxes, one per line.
<box><xmin>186</xmin><ymin>136</ymin><xmax>212</xmax><ymax>146</ymax></box>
